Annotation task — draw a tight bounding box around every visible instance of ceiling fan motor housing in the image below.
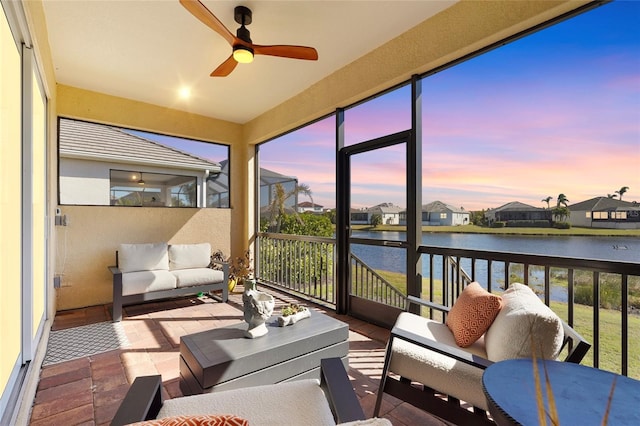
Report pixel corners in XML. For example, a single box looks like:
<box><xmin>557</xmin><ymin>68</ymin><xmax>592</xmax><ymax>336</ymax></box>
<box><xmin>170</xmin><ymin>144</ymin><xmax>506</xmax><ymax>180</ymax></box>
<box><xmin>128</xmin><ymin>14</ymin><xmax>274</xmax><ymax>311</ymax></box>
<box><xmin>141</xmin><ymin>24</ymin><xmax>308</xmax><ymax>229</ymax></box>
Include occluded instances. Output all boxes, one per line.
<box><xmin>234</xmin><ymin>6</ymin><xmax>253</xmax><ymax>43</ymax></box>
<box><xmin>234</xmin><ymin>6</ymin><xmax>252</xmax><ymax>26</ymax></box>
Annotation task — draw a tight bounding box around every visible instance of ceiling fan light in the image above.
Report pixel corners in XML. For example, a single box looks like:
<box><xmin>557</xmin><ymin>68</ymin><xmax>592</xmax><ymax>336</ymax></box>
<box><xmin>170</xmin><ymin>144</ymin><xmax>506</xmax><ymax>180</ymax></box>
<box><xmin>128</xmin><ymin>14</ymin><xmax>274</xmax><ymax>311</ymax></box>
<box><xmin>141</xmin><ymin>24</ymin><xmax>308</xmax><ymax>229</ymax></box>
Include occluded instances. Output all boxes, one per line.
<box><xmin>233</xmin><ymin>45</ymin><xmax>254</xmax><ymax>64</ymax></box>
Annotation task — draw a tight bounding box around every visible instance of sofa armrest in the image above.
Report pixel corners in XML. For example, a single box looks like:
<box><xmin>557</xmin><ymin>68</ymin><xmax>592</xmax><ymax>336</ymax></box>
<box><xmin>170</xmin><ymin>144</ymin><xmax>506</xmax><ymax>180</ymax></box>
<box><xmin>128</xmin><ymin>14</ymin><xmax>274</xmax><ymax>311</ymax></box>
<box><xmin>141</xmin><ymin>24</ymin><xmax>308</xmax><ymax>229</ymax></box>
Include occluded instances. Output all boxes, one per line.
<box><xmin>391</xmin><ymin>321</ymin><xmax>493</xmax><ymax>370</ymax></box>
<box><xmin>110</xmin><ymin>375</ymin><xmax>163</xmax><ymax>426</ymax></box>
<box><xmin>406</xmin><ymin>295</ymin><xmax>451</xmax><ymax>314</ymax></box>
<box><xmin>211</xmin><ymin>259</ymin><xmax>229</xmax><ymax>277</ymax></box>
<box><xmin>320</xmin><ymin>358</ymin><xmax>365</xmax><ymax>423</ymax></box>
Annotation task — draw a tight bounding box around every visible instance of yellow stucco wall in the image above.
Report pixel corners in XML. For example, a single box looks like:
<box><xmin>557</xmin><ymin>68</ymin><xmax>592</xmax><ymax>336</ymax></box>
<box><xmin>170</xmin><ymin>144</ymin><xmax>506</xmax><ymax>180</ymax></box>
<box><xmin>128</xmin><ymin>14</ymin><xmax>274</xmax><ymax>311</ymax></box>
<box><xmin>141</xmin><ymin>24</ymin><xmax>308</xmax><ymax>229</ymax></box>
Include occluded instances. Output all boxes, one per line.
<box><xmin>54</xmin><ymin>206</ymin><xmax>232</xmax><ymax>310</ymax></box>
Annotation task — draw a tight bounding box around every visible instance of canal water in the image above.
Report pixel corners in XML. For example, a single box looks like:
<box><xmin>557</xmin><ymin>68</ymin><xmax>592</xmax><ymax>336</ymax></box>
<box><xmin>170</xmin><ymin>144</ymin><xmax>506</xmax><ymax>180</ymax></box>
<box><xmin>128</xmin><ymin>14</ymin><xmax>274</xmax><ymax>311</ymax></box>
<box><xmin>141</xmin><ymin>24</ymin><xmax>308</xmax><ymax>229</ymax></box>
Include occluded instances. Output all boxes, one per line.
<box><xmin>350</xmin><ymin>231</ymin><xmax>640</xmax><ymax>301</ymax></box>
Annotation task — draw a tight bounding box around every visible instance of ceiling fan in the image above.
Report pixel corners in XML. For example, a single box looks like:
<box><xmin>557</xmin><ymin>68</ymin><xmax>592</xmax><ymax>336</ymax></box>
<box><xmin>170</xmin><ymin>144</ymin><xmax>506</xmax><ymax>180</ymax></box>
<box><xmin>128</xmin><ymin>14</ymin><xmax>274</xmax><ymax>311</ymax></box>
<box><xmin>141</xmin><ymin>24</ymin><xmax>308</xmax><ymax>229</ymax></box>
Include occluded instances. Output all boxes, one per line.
<box><xmin>179</xmin><ymin>0</ymin><xmax>319</xmax><ymax>77</ymax></box>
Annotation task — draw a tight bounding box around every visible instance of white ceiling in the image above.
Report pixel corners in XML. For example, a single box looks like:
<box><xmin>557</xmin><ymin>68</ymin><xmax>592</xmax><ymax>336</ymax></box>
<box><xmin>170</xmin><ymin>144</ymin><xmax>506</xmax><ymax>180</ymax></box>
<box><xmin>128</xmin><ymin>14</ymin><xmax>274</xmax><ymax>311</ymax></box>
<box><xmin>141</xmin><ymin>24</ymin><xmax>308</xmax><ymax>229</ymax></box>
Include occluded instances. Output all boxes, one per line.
<box><xmin>42</xmin><ymin>0</ymin><xmax>457</xmax><ymax>124</ymax></box>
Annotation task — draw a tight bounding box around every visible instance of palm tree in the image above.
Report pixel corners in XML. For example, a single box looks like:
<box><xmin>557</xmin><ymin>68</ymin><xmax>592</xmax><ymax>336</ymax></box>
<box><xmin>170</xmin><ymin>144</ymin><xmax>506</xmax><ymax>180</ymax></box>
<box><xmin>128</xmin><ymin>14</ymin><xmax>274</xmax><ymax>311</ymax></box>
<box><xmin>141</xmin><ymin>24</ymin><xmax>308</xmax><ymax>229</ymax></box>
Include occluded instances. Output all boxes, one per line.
<box><xmin>552</xmin><ymin>206</ymin><xmax>570</xmax><ymax>222</ymax></box>
<box><xmin>542</xmin><ymin>196</ymin><xmax>553</xmax><ymax>209</ymax></box>
<box><xmin>556</xmin><ymin>193</ymin><xmax>569</xmax><ymax>207</ymax></box>
<box><xmin>265</xmin><ymin>182</ymin><xmax>313</xmax><ymax>233</ymax></box>
<box><xmin>607</xmin><ymin>193</ymin><xmax>618</xmax><ymax>199</ymax></box>
<box><xmin>615</xmin><ymin>186</ymin><xmax>629</xmax><ymax>201</ymax></box>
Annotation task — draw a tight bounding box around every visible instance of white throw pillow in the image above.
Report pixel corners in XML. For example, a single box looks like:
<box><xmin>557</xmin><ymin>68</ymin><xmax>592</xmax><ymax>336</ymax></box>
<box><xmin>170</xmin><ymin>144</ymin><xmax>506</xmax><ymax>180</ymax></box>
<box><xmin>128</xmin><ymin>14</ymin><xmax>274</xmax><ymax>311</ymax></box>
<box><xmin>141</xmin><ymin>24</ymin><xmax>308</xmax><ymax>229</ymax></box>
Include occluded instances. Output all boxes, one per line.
<box><xmin>169</xmin><ymin>243</ymin><xmax>211</xmax><ymax>270</ymax></box>
<box><xmin>485</xmin><ymin>283</ymin><xmax>563</xmax><ymax>362</ymax></box>
<box><xmin>119</xmin><ymin>243</ymin><xmax>169</xmax><ymax>273</ymax></box>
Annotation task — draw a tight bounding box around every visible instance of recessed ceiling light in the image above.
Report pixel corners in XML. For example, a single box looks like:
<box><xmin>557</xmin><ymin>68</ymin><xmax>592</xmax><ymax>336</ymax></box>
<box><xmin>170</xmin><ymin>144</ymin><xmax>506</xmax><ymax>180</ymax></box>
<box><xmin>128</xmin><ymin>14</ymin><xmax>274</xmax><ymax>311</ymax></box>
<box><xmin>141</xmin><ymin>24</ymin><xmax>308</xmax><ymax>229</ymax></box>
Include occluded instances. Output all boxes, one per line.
<box><xmin>179</xmin><ymin>87</ymin><xmax>191</xmax><ymax>99</ymax></box>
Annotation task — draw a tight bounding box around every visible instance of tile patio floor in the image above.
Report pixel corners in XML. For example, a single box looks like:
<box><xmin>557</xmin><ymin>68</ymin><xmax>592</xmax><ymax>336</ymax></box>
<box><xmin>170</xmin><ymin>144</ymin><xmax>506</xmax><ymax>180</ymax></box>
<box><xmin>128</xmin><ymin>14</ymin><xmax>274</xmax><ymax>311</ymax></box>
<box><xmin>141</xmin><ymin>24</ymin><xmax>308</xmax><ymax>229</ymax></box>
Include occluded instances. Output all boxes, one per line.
<box><xmin>29</xmin><ymin>287</ymin><xmax>451</xmax><ymax>425</ymax></box>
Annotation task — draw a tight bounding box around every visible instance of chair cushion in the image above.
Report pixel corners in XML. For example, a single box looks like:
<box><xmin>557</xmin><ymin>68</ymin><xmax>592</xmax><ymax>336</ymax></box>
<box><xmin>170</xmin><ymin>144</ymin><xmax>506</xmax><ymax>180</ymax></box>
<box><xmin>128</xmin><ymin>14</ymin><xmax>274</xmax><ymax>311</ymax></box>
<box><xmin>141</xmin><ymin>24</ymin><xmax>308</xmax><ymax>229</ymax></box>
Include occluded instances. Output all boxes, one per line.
<box><xmin>130</xmin><ymin>414</ymin><xmax>248</xmax><ymax>425</ymax></box>
<box><xmin>119</xmin><ymin>243</ymin><xmax>169</xmax><ymax>273</ymax></box>
<box><xmin>157</xmin><ymin>379</ymin><xmax>336</xmax><ymax>426</ymax></box>
<box><xmin>172</xmin><ymin>268</ymin><xmax>224</xmax><ymax>288</ymax></box>
<box><xmin>389</xmin><ymin>311</ymin><xmax>489</xmax><ymax>410</ymax></box>
<box><xmin>484</xmin><ymin>283</ymin><xmax>563</xmax><ymax>362</ymax></box>
<box><xmin>122</xmin><ymin>270</ymin><xmax>177</xmax><ymax>296</ymax></box>
<box><xmin>169</xmin><ymin>243</ymin><xmax>211</xmax><ymax>270</ymax></box>
<box><xmin>445</xmin><ymin>281</ymin><xmax>503</xmax><ymax>347</ymax></box>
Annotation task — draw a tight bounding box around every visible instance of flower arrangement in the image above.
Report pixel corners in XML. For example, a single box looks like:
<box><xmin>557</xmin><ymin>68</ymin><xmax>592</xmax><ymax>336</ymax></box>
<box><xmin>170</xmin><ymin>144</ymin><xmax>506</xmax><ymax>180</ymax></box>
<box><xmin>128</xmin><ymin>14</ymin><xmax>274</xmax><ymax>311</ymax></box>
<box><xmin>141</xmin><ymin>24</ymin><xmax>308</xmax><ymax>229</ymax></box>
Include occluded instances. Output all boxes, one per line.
<box><xmin>229</xmin><ymin>249</ymin><xmax>254</xmax><ymax>283</ymax></box>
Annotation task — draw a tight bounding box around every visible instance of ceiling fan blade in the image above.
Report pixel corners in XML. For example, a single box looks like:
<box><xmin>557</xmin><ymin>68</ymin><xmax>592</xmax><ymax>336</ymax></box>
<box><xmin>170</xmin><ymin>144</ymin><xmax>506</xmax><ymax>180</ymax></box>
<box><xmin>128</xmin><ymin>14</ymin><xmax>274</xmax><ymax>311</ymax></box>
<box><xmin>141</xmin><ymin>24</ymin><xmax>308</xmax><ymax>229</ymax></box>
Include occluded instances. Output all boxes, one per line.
<box><xmin>253</xmin><ymin>44</ymin><xmax>319</xmax><ymax>61</ymax></box>
<box><xmin>210</xmin><ymin>54</ymin><xmax>238</xmax><ymax>77</ymax></box>
<box><xmin>179</xmin><ymin>0</ymin><xmax>236</xmax><ymax>46</ymax></box>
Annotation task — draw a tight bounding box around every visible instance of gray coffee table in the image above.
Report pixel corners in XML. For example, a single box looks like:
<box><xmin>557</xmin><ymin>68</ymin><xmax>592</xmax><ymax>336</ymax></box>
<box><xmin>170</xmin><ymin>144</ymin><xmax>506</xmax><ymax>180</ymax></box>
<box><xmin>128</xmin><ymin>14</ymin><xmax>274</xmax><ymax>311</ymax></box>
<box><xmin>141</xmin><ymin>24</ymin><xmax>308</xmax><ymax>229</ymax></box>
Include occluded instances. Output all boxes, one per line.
<box><xmin>179</xmin><ymin>310</ymin><xmax>349</xmax><ymax>395</ymax></box>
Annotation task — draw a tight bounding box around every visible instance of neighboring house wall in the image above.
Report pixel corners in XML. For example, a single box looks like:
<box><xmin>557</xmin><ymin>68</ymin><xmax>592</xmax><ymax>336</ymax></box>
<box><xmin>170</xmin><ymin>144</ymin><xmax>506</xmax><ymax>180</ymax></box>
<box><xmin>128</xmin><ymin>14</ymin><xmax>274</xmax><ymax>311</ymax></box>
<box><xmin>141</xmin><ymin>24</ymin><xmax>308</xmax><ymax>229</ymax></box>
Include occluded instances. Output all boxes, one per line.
<box><xmin>421</xmin><ymin>211</ymin><xmax>470</xmax><ymax>226</ymax></box>
<box><xmin>570</xmin><ymin>208</ymin><xmax>640</xmax><ymax>229</ymax></box>
<box><xmin>59</xmin><ymin>158</ymin><xmax>111</xmax><ymax>205</ymax></box>
<box><xmin>59</xmin><ymin>157</ymin><xmax>206</xmax><ymax>206</ymax></box>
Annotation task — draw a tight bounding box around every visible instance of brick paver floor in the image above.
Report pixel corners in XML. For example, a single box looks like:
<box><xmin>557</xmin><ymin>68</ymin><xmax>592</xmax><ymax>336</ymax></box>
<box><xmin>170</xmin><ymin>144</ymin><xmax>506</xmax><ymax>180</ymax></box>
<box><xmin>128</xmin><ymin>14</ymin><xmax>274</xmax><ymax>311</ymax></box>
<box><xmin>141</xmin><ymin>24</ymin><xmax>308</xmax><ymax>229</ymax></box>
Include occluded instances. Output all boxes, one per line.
<box><xmin>29</xmin><ymin>287</ymin><xmax>450</xmax><ymax>425</ymax></box>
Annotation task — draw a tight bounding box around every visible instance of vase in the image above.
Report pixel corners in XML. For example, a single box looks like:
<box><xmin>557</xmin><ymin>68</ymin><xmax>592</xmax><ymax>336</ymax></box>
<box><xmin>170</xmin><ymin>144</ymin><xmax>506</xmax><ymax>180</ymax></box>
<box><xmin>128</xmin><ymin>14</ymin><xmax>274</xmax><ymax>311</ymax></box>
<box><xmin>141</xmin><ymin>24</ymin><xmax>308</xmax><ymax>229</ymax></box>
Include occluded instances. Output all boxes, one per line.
<box><xmin>242</xmin><ymin>281</ymin><xmax>275</xmax><ymax>338</ymax></box>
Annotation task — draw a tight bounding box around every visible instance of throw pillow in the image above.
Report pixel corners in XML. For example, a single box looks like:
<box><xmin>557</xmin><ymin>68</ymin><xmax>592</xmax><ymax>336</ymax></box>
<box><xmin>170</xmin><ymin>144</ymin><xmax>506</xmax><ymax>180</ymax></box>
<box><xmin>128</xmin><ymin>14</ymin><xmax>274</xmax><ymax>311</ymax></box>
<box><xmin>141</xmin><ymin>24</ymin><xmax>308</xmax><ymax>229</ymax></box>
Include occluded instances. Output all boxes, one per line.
<box><xmin>484</xmin><ymin>283</ymin><xmax>563</xmax><ymax>362</ymax></box>
<box><xmin>130</xmin><ymin>414</ymin><xmax>249</xmax><ymax>426</ymax></box>
<box><xmin>445</xmin><ymin>281</ymin><xmax>503</xmax><ymax>347</ymax></box>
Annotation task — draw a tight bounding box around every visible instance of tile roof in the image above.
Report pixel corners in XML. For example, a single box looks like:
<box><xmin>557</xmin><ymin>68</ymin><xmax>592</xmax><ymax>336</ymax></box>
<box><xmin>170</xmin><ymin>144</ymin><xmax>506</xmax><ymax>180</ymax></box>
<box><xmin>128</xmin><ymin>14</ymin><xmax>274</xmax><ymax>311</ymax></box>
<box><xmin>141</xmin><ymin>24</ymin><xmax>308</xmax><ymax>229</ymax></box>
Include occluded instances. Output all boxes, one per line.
<box><xmin>489</xmin><ymin>201</ymin><xmax>541</xmax><ymax>212</ymax></box>
<box><xmin>59</xmin><ymin>118</ymin><xmax>221</xmax><ymax>172</ymax></box>
<box><xmin>569</xmin><ymin>196</ymin><xmax>639</xmax><ymax>211</ymax></box>
<box><xmin>422</xmin><ymin>200</ymin><xmax>467</xmax><ymax>213</ymax></box>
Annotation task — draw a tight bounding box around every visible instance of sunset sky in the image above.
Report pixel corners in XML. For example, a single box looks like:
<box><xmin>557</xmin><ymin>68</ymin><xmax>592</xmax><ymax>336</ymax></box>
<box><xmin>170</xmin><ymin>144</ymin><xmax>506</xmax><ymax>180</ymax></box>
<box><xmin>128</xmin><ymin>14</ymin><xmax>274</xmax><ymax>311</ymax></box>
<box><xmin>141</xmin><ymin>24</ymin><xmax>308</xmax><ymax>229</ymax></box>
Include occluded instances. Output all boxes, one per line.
<box><xmin>148</xmin><ymin>1</ymin><xmax>639</xmax><ymax>212</ymax></box>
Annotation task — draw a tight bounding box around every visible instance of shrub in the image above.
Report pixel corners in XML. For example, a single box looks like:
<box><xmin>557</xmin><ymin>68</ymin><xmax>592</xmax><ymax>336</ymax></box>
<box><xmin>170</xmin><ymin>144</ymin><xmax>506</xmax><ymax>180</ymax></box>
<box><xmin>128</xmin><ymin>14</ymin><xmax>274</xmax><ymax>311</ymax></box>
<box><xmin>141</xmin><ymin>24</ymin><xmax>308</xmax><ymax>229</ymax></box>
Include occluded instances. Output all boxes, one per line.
<box><xmin>280</xmin><ymin>213</ymin><xmax>333</xmax><ymax>237</ymax></box>
<box><xmin>553</xmin><ymin>222</ymin><xmax>571</xmax><ymax>229</ymax></box>
<box><xmin>506</xmin><ymin>220</ymin><xmax>552</xmax><ymax>228</ymax></box>
<box><xmin>491</xmin><ymin>221</ymin><xmax>506</xmax><ymax>228</ymax></box>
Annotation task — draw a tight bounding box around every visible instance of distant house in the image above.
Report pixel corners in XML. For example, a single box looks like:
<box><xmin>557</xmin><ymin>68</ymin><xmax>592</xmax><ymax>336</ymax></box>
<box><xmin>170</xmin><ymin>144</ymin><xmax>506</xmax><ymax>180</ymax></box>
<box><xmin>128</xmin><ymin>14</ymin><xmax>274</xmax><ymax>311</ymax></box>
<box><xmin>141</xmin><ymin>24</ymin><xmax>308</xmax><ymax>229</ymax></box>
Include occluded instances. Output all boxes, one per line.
<box><xmin>399</xmin><ymin>201</ymin><xmax>469</xmax><ymax>226</ymax></box>
<box><xmin>297</xmin><ymin>201</ymin><xmax>323</xmax><ymax>214</ymax></box>
<box><xmin>484</xmin><ymin>201</ymin><xmax>550</xmax><ymax>224</ymax></box>
<box><xmin>367</xmin><ymin>203</ymin><xmax>403</xmax><ymax>225</ymax></box>
<box><xmin>421</xmin><ymin>201</ymin><xmax>469</xmax><ymax>226</ymax></box>
<box><xmin>568</xmin><ymin>197</ymin><xmax>640</xmax><ymax>229</ymax></box>
<box><xmin>350</xmin><ymin>203</ymin><xmax>403</xmax><ymax>225</ymax></box>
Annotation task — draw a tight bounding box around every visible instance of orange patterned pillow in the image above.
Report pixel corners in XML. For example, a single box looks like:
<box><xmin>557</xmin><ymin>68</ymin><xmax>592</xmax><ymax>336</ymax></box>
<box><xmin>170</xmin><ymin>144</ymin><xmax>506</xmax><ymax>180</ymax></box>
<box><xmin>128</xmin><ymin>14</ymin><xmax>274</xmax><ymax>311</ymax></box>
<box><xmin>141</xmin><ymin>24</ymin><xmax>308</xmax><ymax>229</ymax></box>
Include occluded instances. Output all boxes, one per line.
<box><xmin>131</xmin><ymin>415</ymin><xmax>249</xmax><ymax>426</ymax></box>
<box><xmin>445</xmin><ymin>282</ymin><xmax>503</xmax><ymax>347</ymax></box>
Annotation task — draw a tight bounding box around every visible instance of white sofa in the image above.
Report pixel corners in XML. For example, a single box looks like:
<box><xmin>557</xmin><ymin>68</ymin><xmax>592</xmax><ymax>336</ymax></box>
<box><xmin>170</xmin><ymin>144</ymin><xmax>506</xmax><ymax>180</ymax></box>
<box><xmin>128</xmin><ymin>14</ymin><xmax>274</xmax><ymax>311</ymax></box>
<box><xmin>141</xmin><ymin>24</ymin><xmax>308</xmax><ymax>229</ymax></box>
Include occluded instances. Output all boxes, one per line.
<box><xmin>110</xmin><ymin>242</ymin><xmax>228</xmax><ymax>322</ymax></box>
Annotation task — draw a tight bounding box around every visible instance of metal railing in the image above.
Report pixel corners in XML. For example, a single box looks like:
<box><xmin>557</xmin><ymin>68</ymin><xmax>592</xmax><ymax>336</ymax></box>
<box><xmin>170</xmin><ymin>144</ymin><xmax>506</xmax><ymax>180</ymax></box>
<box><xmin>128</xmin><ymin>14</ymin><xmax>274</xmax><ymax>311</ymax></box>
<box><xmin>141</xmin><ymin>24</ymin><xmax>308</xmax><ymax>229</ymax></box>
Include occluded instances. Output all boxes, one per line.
<box><xmin>258</xmin><ymin>233</ymin><xmax>337</xmax><ymax>305</ymax></box>
<box><xmin>256</xmin><ymin>233</ymin><xmax>640</xmax><ymax>378</ymax></box>
<box><xmin>351</xmin><ymin>253</ymin><xmax>406</xmax><ymax>309</ymax></box>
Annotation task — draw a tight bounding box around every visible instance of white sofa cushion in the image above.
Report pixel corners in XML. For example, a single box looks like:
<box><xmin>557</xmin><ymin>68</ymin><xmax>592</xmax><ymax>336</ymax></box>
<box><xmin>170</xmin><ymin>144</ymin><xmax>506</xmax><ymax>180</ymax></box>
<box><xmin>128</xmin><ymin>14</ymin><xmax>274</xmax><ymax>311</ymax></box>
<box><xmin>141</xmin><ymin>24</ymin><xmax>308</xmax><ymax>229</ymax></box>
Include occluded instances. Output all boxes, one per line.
<box><xmin>173</xmin><ymin>268</ymin><xmax>225</xmax><ymax>288</ymax></box>
<box><xmin>485</xmin><ymin>283</ymin><xmax>563</xmax><ymax>362</ymax></box>
<box><xmin>169</xmin><ymin>243</ymin><xmax>211</xmax><ymax>270</ymax></box>
<box><xmin>158</xmin><ymin>379</ymin><xmax>336</xmax><ymax>426</ymax></box>
<box><xmin>389</xmin><ymin>311</ymin><xmax>489</xmax><ymax>410</ymax></box>
<box><xmin>121</xmin><ymin>270</ymin><xmax>177</xmax><ymax>296</ymax></box>
<box><xmin>119</xmin><ymin>243</ymin><xmax>169</xmax><ymax>273</ymax></box>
